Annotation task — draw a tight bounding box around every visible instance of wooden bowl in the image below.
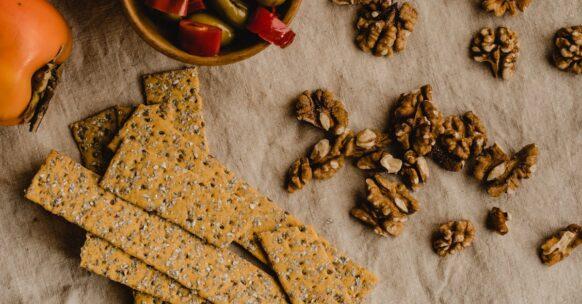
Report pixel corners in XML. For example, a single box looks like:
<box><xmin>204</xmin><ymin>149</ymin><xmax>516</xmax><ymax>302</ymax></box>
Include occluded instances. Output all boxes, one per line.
<box><xmin>121</xmin><ymin>0</ymin><xmax>302</xmax><ymax>66</ymax></box>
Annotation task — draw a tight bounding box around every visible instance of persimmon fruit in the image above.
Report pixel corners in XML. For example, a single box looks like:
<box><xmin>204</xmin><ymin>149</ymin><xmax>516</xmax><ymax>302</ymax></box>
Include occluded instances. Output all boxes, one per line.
<box><xmin>0</xmin><ymin>0</ymin><xmax>72</xmax><ymax>131</ymax></box>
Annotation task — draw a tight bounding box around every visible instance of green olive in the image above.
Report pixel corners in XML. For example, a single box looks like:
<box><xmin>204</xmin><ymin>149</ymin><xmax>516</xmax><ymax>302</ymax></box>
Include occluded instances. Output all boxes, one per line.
<box><xmin>210</xmin><ymin>0</ymin><xmax>249</xmax><ymax>28</ymax></box>
<box><xmin>256</xmin><ymin>0</ymin><xmax>287</xmax><ymax>7</ymax></box>
<box><xmin>189</xmin><ymin>13</ymin><xmax>235</xmax><ymax>46</ymax></box>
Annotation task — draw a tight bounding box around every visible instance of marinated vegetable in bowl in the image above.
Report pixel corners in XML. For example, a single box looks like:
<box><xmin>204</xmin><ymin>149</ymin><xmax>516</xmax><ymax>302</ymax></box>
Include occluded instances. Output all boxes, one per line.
<box><xmin>144</xmin><ymin>0</ymin><xmax>296</xmax><ymax>57</ymax></box>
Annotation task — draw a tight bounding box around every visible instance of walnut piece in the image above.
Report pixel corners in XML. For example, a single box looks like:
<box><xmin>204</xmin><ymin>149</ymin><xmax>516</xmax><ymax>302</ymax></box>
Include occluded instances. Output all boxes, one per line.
<box><xmin>286</xmin><ymin>157</ymin><xmax>313</xmax><ymax>193</ymax></box>
<box><xmin>400</xmin><ymin>151</ymin><xmax>429</xmax><ymax>191</ymax></box>
<box><xmin>331</xmin><ymin>0</ymin><xmax>367</xmax><ymax>5</ymax></box>
<box><xmin>350</xmin><ymin>174</ymin><xmax>419</xmax><ymax>237</ymax></box>
<box><xmin>433</xmin><ymin>220</ymin><xmax>476</xmax><ymax>256</ymax></box>
<box><xmin>353</xmin><ymin>128</ymin><xmax>391</xmax><ymax>156</ymax></box>
<box><xmin>474</xmin><ymin>143</ymin><xmax>538</xmax><ymax>197</ymax></box>
<box><xmin>487</xmin><ymin>207</ymin><xmax>510</xmax><ymax>235</ymax></box>
<box><xmin>392</xmin><ymin>84</ymin><xmax>444</xmax><ymax>157</ymax></box>
<box><xmin>539</xmin><ymin>224</ymin><xmax>581</xmax><ymax>266</ymax></box>
<box><xmin>482</xmin><ymin>0</ymin><xmax>532</xmax><ymax>17</ymax></box>
<box><xmin>296</xmin><ymin>89</ymin><xmax>349</xmax><ymax>135</ymax></box>
<box><xmin>356</xmin><ymin>151</ymin><xmax>402</xmax><ymax>173</ymax></box>
<box><xmin>355</xmin><ymin>0</ymin><xmax>418</xmax><ymax>57</ymax></box>
<box><xmin>471</xmin><ymin>27</ymin><xmax>520</xmax><ymax>80</ymax></box>
<box><xmin>552</xmin><ymin>26</ymin><xmax>582</xmax><ymax>75</ymax></box>
<box><xmin>431</xmin><ymin>112</ymin><xmax>488</xmax><ymax>172</ymax></box>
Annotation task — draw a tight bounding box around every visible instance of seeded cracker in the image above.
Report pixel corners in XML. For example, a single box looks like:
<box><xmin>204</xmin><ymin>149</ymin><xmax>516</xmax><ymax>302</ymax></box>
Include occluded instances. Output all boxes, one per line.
<box><xmin>259</xmin><ymin>226</ymin><xmax>354</xmax><ymax>304</ymax></box>
<box><xmin>81</xmin><ymin>235</ymin><xmax>206</xmax><ymax>304</ymax></box>
<box><xmin>69</xmin><ymin>107</ymin><xmax>119</xmax><ymax>174</ymax></box>
<box><xmin>101</xmin><ymin>139</ymin><xmax>251</xmax><ymax>248</ymax></box>
<box><xmin>108</xmin><ymin>108</ymin><xmax>377</xmax><ymax>301</ymax></box>
<box><xmin>134</xmin><ymin>292</ymin><xmax>166</xmax><ymax>304</ymax></box>
<box><xmin>142</xmin><ymin>67</ymin><xmax>207</xmax><ymax>153</ymax></box>
<box><xmin>25</xmin><ymin>151</ymin><xmax>287</xmax><ymax>304</ymax></box>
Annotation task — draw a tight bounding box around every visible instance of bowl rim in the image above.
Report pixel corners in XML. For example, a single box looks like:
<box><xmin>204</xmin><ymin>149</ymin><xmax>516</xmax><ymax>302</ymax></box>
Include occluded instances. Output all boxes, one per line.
<box><xmin>121</xmin><ymin>0</ymin><xmax>302</xmax><ymax>66</ymax></box>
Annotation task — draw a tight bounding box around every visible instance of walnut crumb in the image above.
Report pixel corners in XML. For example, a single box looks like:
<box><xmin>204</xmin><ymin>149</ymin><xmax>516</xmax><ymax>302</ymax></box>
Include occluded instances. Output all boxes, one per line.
<box><xmin>539</xmin><ymin>224</ymin><xmax>581</xmax><ymax>266</ymax></box>
<box><xmin>433</xmin><ymin>220</ymin><xmax>476</xmax><ymax>256</ymax></box>
<box><xmin>487</xmin><ymin>207</ymin><xmax>510</xmax><ymax>235</ymax></box>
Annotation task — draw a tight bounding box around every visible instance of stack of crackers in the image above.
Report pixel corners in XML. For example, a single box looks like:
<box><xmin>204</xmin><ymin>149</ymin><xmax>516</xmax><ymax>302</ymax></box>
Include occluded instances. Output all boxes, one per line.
<box><xmin>25</xmin><ymin>68</ymin><xmax>377</xmax><ymax>304</ymax></box>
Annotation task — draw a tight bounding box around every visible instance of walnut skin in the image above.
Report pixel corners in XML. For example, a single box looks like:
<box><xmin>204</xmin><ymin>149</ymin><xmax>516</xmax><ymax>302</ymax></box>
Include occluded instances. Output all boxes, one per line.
<box><xmin>471</xmin><ymin>27</ymin><xmax>520</xmax><ymax>80</ymax></box>
<box><xmin>487</xmin><ymin>207</ymin><xmax>510</xmax><ymax>235</ymax></box>
<box><xmin>431</xmin><ymin>112</ymin><xmax>488</xmax><ymax>172</ymax></box>
<box><xmin>482</xmin><ymin>0</ymin><xmax>532</xmax><ymax>17</ymax></box>
<box><xmin>350</xmin><ymin>174</ymin><xmax>419</xmax><ymax>237</ymax></box>
<box><xmin>433</xmin><ymin>220</ymin><xmax>476</xmax><ymax>256</ymax></box>
<box><xmin>474</xmin><ymin>143</ymin><xmax>538</xmax><ymax>197</ymax></box>
<box><xmin>296</xmin><ymin>89</ymin><xmax>349</xmax><ymax>135</ymax></box>
<box><xmin>540</xmin><ymin>224</ymin><xmax>581</xmax><ymax>266</ymax></box>
<box><xmin>355</xmin><ymin>0</ymin><xmax>418</xmax><ymax>57</ymax></box>
<box><xmin>392</xmin><ymin>84</ymin><xmax>444</xmax><ymax>157</ymax></box>
<box><xmin>552</xmin><ymin>26</ymin><xmax>582</xmax><ymax>75</ymax></box>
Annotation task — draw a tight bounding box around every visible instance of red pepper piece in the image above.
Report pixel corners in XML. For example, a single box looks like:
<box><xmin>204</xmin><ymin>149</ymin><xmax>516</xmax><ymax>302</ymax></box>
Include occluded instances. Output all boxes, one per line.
<box><xmin>179</xmin><ymin>20</ymin><xmax>222</xmax><ymax>57</ymax></box>
<box><xmin>145</xmin><ymin>0</ymin><xmax>189</xmax><ymax>16</ymax></box>
<box><xmin>247</xmin><ymin>7</ymin><xmax>296</xmax><ymax>48</ymax></box>
<box><xmin>187</xmin><ymin>0</ymin><xmax>206</xmax><ymax>14</ymax></box>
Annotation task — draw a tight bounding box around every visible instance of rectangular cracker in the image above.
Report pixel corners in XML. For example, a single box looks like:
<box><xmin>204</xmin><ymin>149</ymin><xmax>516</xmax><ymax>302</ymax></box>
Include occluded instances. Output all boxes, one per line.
<box><xmin>25</xmin><ymin>151</ymin><xmax>287</xmax><ymax>304</ymax></box>
<box><xmin>81</xmin><ymin>235</ymin><xmax>206</xmax><ymax>304</ymax></box>
<box><xmin>104</xmin><ymin>107</ymin><xmax>377</xmax><ymax>300</ymax></box>
<box><xmin>69</xmin><ymin>107</ymin><xmax>119</xmax><ymax>174</ymax></box>
<box><xmin>70</xmin><ymin>106</ymin><xmax>135</xmax><ymax>174</ymax></box>
<box><xmin>134</xmin><ymin>292</ymin><xmax>165</xmax><ymax>304</ymax></box>
<box><xmin>101</xmin><ymin>139</ymin><xmax>251</xmax><ymax>248</ymax></box>
<box><xmin>134</xmin><ymin>292</ymin><xmax>166</xmax><ymax>304</ymax></box>
<box><xmin>142</xmin><ymin>67</ymin><xmax>207</xmax><ymax>153</ymax></box>
<box><xmin>259</xmin><ymin>226</ymin><xmax>353</xmax><ymax>304</ymax></box>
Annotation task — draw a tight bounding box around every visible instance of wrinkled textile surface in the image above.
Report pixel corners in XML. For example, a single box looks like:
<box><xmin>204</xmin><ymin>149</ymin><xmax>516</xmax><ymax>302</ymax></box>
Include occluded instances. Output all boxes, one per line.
<box><xmin>0</xmin><ymin>1</ymin><xmax>581</xmax><ymax>303</ymax></box>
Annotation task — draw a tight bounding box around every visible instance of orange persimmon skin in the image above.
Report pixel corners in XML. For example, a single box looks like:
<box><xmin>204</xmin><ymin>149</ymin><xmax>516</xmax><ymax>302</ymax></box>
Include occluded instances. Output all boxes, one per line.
<box><xmin>0</xmin><ymin>0</ymin><xmax>72</xmax><ymax>126</ymax></box>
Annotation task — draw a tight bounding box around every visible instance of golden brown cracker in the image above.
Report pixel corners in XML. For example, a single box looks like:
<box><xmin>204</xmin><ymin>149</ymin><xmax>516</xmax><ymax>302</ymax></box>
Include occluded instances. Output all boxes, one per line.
<box><xmin>25</xmin><ymin>151</ymin><xmax>287</xmax><ymax>304</ymax></box>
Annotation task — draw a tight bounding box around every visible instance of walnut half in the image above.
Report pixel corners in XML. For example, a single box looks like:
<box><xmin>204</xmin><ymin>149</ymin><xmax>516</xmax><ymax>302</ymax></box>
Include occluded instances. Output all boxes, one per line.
<box><xmin>433</xmin><ymin>220</ymin><xmax>476</xmax><ymax>257</ymax></box>
<box><xmin>431</xmin><ymin>112</ymin><xmax>488</xmax><ymax>172</ymax></box>
<box><xmin>296</xmin><ymin>89</ymin><xmax>349</xmax><ymax>135</ymax></box>
<box><xmin>473</xmin><ymin>143</ymin><xmax>538</xmax><ymax>197</ymax></box>
<box><xmin>350</xmin><ymin>174</ymin><xmax>419</xmax><ymax>237</ymax></box>
<box><xmin>552</xmin><ymin>26</ymin><xmax>582</xmax><ymax>75</ymax></box>
<box><xmin>539</xmin><ymin>224</ymin><xmax>581</xmax><ymax>266</ymax></box>
<box><xmin>482</xmin><ymin>0</ymin><xmax>532</xmax><ymax>17</ymax></box>
<box><xmin>471</xmin><ymin>27</ymin><xmax>520</xmax><ymax>80</ymax></box>
<box><xmin>355</xmin><ymin>0</ymin><xmax>418</xmax><ymax>57</ymax></box>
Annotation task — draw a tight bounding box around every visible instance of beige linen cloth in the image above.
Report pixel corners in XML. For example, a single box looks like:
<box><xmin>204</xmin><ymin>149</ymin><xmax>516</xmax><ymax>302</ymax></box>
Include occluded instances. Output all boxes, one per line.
<box><xmin>0</xmin><ymin>0</ymin><xmax>580</xmax><ymax>303</ymax></box>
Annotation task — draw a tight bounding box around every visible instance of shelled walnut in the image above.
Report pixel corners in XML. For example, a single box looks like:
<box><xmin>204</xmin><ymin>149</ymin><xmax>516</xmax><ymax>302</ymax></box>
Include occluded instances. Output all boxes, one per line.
<box><xmin>539</xmin><ymin>224</ymin><xmax>581</xmax><ymax>266</ymax></box>
<box><xmin>357</xmin><ymin>151</ymin><xmax>402</xmax><ymax>173</ymax></box>
<box><xmin>482</xmin><ymin>0</ymin><xmax>532</xmax><ymax>17</ymax></box>
<box><xmin>310</xmin><ymin>138</ymin><xmax>346</xmax><ymax>180</ymax></box>
<box><xmin>287</xmin><ymin>157</ymin><xmax>313</xmax><ymax>193</ymax></box>
<box><xmin>487</xmin><ymin>207</ymin><xmax>510</xmax><ymax>235</ymax></box>
<box><xmin>331</xmin><ymin>0</ymin><xmax>370</xmax><ymax>5</ymax></box>
<box><xmin>473</xmin><ymin>143</ymin><xmax>538</xmax><ymax>197</ymax></box>
<box><xmin>400</xmin><ymin>151</ymin><xmax>429</xmax><ymax>191</ymax></box>
<box><xmin>433</xmin><ymin>220</ymin><xmax>476</xmax><ymax>256</ymax></box>
<box><xmin>355</xmin><ymin>0</ymin><xmax>418</xmax><ymax>57</ymax></box>
<box><xmin>353</xmin><ymin>128</ymin><xmax>391</xmax><ymax>157</ymax></box>
<box><xmin>296</xmin><ymin>89</ymin><xmax>349</xmax><ymax>135</ymax></box>
<box><xmin>552</xmin><ymin>26</ymin><xmax>582</xmax><ymax>75</ymax></box>
<box><xmin>392</xmin><ymin>84</ymin><xmax>444</xmax><ymax>157</ymax></box>
<box><xmin>470</xmin><ymin>27</ymin><xmax>520</xmax><ymax>80</ymax></box>
<box><xmin>350</xmin><ymin>174</ymin><xmax>419</xmax><ymax>237</ymax></box>
<box><xmin>431</xmin><ymin>112</ymin><xmax>488</xmax><ymax>172</ymax></box>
